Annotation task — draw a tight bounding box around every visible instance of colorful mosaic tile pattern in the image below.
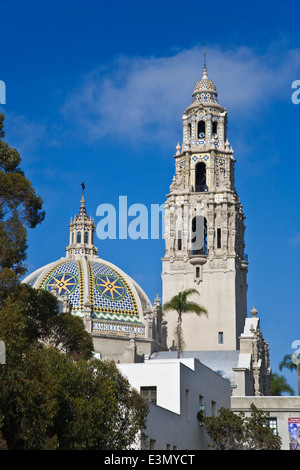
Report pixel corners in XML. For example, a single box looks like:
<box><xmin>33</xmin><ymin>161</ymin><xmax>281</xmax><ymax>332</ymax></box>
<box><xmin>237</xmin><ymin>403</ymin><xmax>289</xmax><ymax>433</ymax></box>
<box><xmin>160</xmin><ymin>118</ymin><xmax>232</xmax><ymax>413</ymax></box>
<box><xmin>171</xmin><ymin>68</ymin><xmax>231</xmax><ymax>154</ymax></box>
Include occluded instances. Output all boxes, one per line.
<box><xmin>193</xmin><ymin>78</ymin><xmax>217</xmax><ymax>93</ymax></box>
<box><xmin>192</xmin><ymin>92</ymin><xmax>218</xmax><ymax>104</ymax></box>
<box><xmin>87</xmin><ymin>260</ymin><xmax>139</xmax><ymax>323</ymax></box>
<box><xmin>215</xmin><ymin>194</ymin><xmax>223</xmax><ymax>203</ymax></box>
<box><xmin>37</xmin><ymin>260</ymin><xmax>84</xmax><ymax>315</ymax></box>
<box><xmin>176</xmin><ymin>195</ymin><xmax>184</xmax><ymax>205</ymax></box>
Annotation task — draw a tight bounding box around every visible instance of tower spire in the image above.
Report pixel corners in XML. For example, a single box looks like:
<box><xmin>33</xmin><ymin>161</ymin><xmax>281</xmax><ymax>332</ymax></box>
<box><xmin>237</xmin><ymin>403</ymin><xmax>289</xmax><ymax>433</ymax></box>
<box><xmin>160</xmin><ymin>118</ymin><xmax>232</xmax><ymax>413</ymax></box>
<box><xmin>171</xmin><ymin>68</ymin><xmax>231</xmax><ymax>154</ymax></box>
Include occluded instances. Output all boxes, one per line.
<box><xmin>79</xmin><ymin>182</ymin><xmax>87</xmax><ymax>218</ymax></box>
<box><xmin>65</xmin><ymin>182</ymin><xmax>98</xmax><ymax>259</ymax></box>
<box><xmin>202</xmin><ymin>42</ymin><xmax>208</xmax><ymax>79</ymax></box>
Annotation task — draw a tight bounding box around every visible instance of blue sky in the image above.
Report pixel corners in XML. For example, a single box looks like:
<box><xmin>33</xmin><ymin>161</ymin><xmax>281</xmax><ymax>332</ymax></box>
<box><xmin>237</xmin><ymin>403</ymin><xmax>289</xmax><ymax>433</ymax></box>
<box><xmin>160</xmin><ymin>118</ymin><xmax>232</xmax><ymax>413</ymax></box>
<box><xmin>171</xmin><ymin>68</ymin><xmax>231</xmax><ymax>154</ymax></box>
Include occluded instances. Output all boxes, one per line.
<box><xmin>1</xmin><ymin>0</ymin><xmax>300</xmax><ymax>392</ymax></box>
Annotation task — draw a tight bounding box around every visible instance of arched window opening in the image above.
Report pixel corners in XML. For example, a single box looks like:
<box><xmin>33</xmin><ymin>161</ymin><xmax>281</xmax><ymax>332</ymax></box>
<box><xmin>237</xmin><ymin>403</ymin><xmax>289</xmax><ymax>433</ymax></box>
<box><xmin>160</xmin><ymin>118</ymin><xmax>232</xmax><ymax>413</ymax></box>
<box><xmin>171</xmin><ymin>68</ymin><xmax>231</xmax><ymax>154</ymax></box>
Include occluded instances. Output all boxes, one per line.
<box><xmin>84</xmin><ymin>231</ymin><xmax>89</xmax><ymax>244</ymax></box>
<box><xmin>195</xmin><ymin>162</ymin><xmax>207</xmax><ymax>192</ymax></box>
<box><xmin>212</xmin><ymin>121</ymin><xmax>218</xmax><ymax>139</ymax></box>
<box><xmin>187</xmin><ymin>123</ymin><xmax>192</xmax><ymax>140</ymax></box>
<box><xmin>197</xmin><ymin>121</ymin><xmax>205</xmax><ymax>139</ymax></box>
<box><xmin>191</xmin><ymin>216</ymin><xmax>207</xmax><ymax>255</ymax></box>
<box><xmin>72</xmin><ymin>232</ymin><xmax>74</xmax><ymax>244</ymax></box>
<box><xmin>76</xmin><ymin>231</ymin><xmax>81</xmax><ymax>244</ymax></box>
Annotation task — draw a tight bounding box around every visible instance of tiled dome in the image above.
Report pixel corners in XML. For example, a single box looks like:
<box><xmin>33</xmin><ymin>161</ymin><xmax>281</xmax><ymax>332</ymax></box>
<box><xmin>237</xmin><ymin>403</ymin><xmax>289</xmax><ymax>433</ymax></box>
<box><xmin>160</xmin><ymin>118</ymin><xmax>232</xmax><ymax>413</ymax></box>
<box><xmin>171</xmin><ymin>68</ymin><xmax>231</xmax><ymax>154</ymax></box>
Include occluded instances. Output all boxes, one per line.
<box><xmin>23</xmin><ymin>188</ymin><xmax>152</xmax><ymax>328</ymax></box>
<box><xmin>23</xmin><ymin>256</ymin><xmax>150</xmax><ymax>325</ymax></box>
<box><xmin>192</xmin><ymin>67</ymin><xmax>218</xmax><ymax>105</ymax></box>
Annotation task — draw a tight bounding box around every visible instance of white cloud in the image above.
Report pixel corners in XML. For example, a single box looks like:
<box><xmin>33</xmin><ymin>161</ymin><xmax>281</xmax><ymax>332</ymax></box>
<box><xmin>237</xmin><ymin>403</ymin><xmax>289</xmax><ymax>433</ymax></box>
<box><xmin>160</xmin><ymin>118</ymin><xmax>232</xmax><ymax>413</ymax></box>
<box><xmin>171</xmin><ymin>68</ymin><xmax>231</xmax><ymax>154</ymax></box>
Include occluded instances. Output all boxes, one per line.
<box><xmin>0</xmin><ymin>109</ymin><xmax>49</xmax><ymax>159</ymax></box>
<box><xmin>59</xmin><ymin>44</ymin><xmax>300</xmax><ymax>145</ymax></box>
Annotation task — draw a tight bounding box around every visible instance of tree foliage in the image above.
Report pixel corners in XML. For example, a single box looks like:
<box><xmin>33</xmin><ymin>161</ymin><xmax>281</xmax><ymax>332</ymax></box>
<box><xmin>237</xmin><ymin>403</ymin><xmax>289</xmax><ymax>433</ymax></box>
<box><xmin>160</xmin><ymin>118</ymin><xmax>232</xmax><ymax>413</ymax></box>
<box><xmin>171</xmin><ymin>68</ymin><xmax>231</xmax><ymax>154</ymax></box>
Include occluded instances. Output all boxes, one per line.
<box><xmin>0</xmin><ymin>114</ymin><xmax>148</xmax><ymax>449</ymax></box>
<box><xmin>0</xmin><ymin>283</ymin><xmax>148</xmax><ymax>450</ymax></box>
<box><xmin>279</xmin><ymin>353</ymin><xmax>300</xmax><ymax>395</ymax></box>
<box><xmin>271</xmin><ymin>372</ymin><xmax>294</xmax><ymax>396</ymax></box>
<box><xmin>202</xmin><ymin>403</ymin><xmax>282</xmax><ymax>450</ymax></box>
<box><xmin>0</xmin><ymin>112</ymin><xmax>45</xmax><ymax>278</ymax></box>
<box><xmin>0</xmin><ymin>347</ymin><xmax>148</xmax><ymax>450</ymax></box>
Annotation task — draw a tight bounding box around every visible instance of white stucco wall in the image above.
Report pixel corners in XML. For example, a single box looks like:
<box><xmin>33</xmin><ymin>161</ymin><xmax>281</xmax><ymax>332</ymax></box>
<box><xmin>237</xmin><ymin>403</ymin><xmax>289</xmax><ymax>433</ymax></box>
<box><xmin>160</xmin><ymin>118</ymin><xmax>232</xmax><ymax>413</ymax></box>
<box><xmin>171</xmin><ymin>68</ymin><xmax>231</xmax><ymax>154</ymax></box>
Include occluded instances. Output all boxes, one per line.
<box><xmin>118</xmin><ymin>358</ymin><xmax>231</xmax><ymax>450</ymax></box>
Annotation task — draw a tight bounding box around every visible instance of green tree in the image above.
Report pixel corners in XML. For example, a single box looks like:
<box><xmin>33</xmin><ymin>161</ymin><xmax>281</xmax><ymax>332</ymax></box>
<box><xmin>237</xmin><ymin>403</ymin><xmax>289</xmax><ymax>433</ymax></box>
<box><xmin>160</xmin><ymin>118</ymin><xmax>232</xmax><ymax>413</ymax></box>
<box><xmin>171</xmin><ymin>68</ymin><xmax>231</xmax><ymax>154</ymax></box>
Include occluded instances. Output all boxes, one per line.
<box><xmin>162</xmin><ymin>288</ymin><xmax>207</xmax><ymax>358</ymax></box>
<box><xmin>0</xmin><ymin>283</ymin><xmax>94</xmax><ymax>361</ymax></box>
<box><xmin>0</xmin><ymin>113</ymin><xmax>45</xmax><ymax>280</ymax></box>
<box><xmin>271</xmin><ymin>372</ymin><xmax>295</xmax><ymax>396</ymax></box>
<box><xmin>0</xmin><ymin>274</ymin><xmax>148</xmax><ymax>449</ymax></box>
<box><xmin>0</xmin><ymin>346</ymin><xmax>148</xmax><ymax>450</ymax></box>
<box><xmin>0</xmin><ymin>113</ymin><xmax>148</xmax><ymax>449</ymax></box>
<box><xmin>203</xmin><ymin>403</ymin><xmax>282</xmax><ymax>450</ymax></box>
<box><xmin>279</xmin><ymin>353</ymin><xmax>300</xmax><ymax>396</ymax></box>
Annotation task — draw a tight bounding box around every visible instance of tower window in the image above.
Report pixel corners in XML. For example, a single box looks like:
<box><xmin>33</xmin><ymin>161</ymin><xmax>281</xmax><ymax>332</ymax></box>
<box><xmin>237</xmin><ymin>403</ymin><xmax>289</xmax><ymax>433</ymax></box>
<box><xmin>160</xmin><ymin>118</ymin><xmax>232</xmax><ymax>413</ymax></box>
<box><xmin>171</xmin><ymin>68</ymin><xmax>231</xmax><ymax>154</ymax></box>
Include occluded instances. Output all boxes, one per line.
<box><xmin>217</xmin><ymin>228</ymin><xmax>222</xmax><ymax>249</ymax></box>
<box><xmin>76</xmin><ymin>231</ymin><xmax>81</xmax><ymax>243</ymax></box>
<box><xmin>197</xmin><ymin>120</ymin><xmax>205</xmax><ymax>139</ymax></box>
<box><xmin>195</xmin><ymin>162</ymin><xmax>207</xmax><ymax>192</ymax></box>
<box><xmin>84</xmin><ymin>231</ymin><xmax>89</xmax><ymax>244</ymax></box>
<box><xmin>191</xmin><ymin>216</ymin><xmax>207</xmax><ymax>255</ymax></box>
<box><xmin>196</xmin><ymin>267</ymin><xmax>200</xmax><ymax>278</ymax></box>
<box><xmin>212</xmin><ymin>121</ymin><xmax>218</xmax><ymax>138</ymax></box>
<box><xmin>72</xmin><ymin>232</ymin><xmax>74</xmax><ymax>244</ymax></box>
<box><xmin>177</xmin><ymin>230</ymin><xmax>182</xmax><ymax>251</ymax></box>
<box><xmin>218</xmin><ymin>332</ymin><xmax>224</xmax><ymax>344</ymax></box>
<box><xmin>187</xmin><ymin>122</ymin><xmax>191</xmax><ymax>140</ymax></box>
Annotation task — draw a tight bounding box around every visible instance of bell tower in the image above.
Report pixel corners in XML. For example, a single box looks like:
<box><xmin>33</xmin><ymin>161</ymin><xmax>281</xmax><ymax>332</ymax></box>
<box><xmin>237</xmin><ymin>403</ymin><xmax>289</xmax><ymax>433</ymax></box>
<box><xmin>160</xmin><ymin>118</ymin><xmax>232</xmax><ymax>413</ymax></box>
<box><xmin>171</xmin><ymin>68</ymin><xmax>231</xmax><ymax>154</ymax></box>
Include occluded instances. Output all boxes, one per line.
<box><xmin>162</xmin><ymin>51</ymin><xmax>248</xmax><ymax>351</ymax></box>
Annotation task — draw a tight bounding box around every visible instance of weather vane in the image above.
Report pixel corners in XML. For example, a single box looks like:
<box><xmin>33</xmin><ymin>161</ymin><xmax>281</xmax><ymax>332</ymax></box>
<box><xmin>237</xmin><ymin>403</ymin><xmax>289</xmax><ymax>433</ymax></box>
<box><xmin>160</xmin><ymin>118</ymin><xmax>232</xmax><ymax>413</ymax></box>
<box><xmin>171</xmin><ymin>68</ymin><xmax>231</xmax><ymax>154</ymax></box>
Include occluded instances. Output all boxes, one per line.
<box><xmin>203</xmin><ymin>41</ymin><xmax>206</xmax><ymax>68</ymax></box>
<box><xmin>81</xmin><ymin>180</ymin><xmax>85</xmax><ymax>193</ymax></box>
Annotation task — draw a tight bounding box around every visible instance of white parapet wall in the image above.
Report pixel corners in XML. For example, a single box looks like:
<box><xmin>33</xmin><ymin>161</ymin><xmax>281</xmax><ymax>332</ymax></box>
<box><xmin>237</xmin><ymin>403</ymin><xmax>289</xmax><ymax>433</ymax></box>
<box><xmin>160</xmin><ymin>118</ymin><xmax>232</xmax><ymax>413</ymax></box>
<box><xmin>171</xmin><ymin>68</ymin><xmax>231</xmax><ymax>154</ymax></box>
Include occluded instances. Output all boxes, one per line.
<box><xmin>118</xmin><ymin>358</ymin><xmax>231</xmax><ymax>450</ymax></box>
<box><xmin>231</xmin><ymin>396</ymin><xmax>300</xmax><ymax>450</ymax></box>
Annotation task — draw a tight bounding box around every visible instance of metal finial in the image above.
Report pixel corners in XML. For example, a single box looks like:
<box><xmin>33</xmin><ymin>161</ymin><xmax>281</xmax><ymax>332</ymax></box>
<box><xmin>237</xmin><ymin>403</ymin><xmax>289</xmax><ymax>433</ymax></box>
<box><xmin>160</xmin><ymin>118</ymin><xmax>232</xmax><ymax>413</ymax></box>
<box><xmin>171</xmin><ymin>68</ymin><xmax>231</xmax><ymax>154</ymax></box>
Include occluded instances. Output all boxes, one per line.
<box><xmin>81</xmin><ymin>180</ymin><xmax>85</xmax><ymax>193</ymax></box>
<box><xmin>202</xmin><ymin>42</ymin><xmax>208</xmax><ymax>79</ymax></box>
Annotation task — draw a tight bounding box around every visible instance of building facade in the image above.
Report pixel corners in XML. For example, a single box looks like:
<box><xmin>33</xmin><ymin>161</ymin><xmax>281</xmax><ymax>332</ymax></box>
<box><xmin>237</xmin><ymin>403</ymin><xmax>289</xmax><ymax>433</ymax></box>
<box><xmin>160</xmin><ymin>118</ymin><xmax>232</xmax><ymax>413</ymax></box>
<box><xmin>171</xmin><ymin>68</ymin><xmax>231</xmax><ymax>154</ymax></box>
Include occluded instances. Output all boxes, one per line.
<box><xmin>162</xmin><ymin>61</ymin><xmax>248</xmax><ymax>352</ymax></box>
<box><xmin>118</xmin><ymin>357</ymin><xmax>231</xmax><ymax>450</ymax></box>
<box><xmin>231</xmin><ymin>396</ymin><xmax>300</xmax><ymax>450</ymax></box>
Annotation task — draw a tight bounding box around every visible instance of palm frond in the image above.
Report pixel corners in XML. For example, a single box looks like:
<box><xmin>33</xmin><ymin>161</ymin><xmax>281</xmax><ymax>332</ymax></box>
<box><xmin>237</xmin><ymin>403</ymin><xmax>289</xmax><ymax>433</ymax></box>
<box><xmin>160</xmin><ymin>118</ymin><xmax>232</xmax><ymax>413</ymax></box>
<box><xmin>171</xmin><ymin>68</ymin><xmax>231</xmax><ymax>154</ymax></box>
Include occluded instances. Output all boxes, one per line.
<box><xmin>162</xmin><ymin>299</ymin><xmax>179</xmax><ymax>313</ymax></box>
<box><xmin>279</xmin><ymin>353</ymin><xmax>298</xmax><ymax>372</ymax></box>
<box><xmin>182</xmin><ymin>300</ymin><xmax>207</xmax><ymax>316</ymax></box>
<box><xmin>180</xmin><ymin>288</ymin><xmax>199</xmax><ymax>302</ymax></box>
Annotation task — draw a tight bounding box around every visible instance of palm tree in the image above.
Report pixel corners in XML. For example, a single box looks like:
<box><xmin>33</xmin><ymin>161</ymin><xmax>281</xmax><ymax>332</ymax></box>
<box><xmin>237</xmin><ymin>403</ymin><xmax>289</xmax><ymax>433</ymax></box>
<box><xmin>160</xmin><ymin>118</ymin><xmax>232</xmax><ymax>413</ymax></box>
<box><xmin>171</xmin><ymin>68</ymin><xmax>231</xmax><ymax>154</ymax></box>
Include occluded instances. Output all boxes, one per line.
<box><xmin>162</xmin><ymin>288</ymin><xmax>207</xmax><ymax>359</ymax></box>
<box><xmin>270</xmin><ymin>373</ymin><xmax>295</xmax><ymax>396</ymax></box>
<box><xmin>279</xmin><ymin>353</ymin><xmax>300</xmax><ymax>396</ymax></box>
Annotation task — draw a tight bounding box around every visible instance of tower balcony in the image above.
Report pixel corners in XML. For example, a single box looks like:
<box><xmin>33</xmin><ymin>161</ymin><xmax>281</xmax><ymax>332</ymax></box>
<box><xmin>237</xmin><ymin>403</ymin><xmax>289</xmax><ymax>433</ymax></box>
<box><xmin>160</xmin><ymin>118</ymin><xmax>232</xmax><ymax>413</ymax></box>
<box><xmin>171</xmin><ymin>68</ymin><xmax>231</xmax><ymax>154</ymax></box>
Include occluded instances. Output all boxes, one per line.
<box><xmin>188</xmin><ymin>247</ymin><xmax>208</xmax><ymax>266</ymax></box>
